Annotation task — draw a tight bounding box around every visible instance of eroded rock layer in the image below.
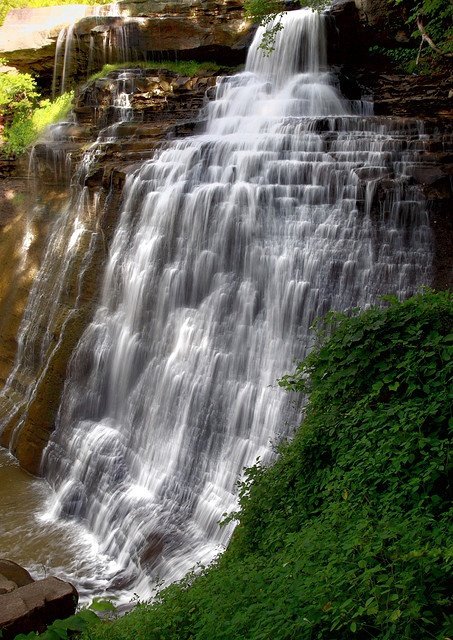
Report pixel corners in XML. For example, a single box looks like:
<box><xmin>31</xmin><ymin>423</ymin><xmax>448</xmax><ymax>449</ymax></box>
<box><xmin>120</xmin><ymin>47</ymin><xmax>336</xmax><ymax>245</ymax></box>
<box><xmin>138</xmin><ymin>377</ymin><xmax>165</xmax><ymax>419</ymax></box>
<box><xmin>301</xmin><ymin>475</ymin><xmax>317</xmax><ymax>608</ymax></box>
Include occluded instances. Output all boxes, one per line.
<box><xmin>0</xmin><ymin>67</ymin><xmax>221</xmax><ymax>473</ymax></box>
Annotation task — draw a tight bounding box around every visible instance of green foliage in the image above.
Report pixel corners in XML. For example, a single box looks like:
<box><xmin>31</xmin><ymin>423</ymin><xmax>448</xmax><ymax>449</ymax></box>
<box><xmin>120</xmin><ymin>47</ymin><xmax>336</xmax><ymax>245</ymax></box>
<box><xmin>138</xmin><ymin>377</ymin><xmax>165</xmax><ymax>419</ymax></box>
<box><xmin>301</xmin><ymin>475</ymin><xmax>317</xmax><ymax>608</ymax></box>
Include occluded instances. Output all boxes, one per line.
<box><xmin>243</xmin><ymin>0</ymin><xmax>328</xmax><ymax>53</ymax></box>
<box><xmin>74</xmin><ymin>290</ymin><xmax>452</xmax><ymax>640</ymax></box>
<box><xmin>3</xmin><ymin>91</ymin><xmax>73</xmax><ymax>154</ymax></box>
<box><xmin>368</xmin><ymin>45</ymin><xmax>425</xmax><ymax>74</ymax></box>
<box><xmin>0</xmin><ymin>71</ymin><xmax>39</xmax><ymax>120</ymax></box>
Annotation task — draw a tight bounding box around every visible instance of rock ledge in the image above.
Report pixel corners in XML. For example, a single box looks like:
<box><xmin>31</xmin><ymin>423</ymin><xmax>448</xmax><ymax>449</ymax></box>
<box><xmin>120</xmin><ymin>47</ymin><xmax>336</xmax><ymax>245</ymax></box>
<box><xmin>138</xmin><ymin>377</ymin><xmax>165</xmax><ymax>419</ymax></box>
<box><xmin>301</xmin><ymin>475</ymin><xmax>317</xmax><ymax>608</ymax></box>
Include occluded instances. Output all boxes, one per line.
<box><xmin>0</xmin><ymin>560</ymin><xmax>78</xmax><ymax>640</ymax></box>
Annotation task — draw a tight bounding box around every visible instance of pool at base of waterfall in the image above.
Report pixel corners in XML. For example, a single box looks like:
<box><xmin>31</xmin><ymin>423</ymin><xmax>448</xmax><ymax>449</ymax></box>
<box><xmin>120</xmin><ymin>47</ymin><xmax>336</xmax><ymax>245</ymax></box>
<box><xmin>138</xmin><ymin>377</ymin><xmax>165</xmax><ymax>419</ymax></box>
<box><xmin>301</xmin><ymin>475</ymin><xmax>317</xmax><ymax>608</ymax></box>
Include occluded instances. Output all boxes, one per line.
<box><xmin>0</xmin><ymin>447</ymin><xmax>124</xmax><ymax>603</ymax></box>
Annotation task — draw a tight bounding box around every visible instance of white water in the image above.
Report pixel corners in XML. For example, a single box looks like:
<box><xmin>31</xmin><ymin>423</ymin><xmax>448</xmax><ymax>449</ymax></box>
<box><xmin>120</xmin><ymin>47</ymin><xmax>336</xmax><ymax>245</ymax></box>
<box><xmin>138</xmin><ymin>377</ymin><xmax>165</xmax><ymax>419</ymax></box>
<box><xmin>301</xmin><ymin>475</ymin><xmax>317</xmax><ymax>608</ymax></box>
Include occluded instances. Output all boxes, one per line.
<box><xmin>34</xmin><ymin>9</ymin><xmax>433</xmax><ymax>597</ymax></box>
<box><xmin>0</xmin><ymin>449</ymin><xmax>119</xmax><ymax>601</ymax></box>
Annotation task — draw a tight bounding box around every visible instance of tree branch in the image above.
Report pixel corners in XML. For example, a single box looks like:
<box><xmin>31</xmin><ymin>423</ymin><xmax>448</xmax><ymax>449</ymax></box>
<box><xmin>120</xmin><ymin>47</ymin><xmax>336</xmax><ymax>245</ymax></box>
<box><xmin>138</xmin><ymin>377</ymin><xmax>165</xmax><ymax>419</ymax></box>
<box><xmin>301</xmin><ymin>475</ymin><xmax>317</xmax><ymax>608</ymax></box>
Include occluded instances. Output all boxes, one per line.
<box><xmin>416</xmin><ymin>15</ymin><xmax>453</xmax><ymax>58</ymax></box>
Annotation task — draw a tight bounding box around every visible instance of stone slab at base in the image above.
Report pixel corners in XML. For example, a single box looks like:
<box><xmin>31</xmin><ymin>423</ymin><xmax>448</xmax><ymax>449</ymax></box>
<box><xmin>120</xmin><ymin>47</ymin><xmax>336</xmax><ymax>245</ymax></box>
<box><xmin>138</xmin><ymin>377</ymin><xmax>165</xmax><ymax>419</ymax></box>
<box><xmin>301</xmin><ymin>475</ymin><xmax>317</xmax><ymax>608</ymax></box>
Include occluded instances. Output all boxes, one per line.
<box><xmin>0</xmin><ymin>575</ymin><xmax>78</xmax><ymax>640</ymax></box>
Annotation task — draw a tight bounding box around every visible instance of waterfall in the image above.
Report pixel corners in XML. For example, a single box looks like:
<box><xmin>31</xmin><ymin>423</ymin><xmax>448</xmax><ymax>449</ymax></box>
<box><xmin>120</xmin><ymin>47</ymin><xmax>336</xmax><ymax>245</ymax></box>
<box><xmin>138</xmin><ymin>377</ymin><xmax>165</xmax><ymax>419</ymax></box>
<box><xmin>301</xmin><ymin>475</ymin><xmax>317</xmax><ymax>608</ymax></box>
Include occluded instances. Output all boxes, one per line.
<box><xmin>2</xmin><ymin>8</ymin><xmax>433</xmax><ymax>597</ymax></box>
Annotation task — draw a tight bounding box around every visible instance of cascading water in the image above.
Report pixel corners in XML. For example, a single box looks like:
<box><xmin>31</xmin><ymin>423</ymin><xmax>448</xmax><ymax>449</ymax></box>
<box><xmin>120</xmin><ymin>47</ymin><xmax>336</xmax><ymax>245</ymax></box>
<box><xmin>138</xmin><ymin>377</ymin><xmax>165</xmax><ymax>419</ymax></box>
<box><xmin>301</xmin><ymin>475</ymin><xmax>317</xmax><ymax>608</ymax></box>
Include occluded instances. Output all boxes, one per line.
<box><xmin>36</xmin><ymin>9</ymin><xmax>432</xmax><ymax>596</ymax></box>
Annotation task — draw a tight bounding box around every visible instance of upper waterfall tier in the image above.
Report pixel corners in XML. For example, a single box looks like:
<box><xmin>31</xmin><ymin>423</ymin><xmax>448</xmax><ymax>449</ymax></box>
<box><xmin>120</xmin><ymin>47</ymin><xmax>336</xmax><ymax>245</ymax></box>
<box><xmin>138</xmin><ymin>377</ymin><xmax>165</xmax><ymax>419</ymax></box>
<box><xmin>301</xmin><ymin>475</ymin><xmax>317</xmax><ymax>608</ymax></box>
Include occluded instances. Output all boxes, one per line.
<box><xmin>247</xmin><ymin>9</ymin><xmax>327</xmax><ymax>79</ymax></box>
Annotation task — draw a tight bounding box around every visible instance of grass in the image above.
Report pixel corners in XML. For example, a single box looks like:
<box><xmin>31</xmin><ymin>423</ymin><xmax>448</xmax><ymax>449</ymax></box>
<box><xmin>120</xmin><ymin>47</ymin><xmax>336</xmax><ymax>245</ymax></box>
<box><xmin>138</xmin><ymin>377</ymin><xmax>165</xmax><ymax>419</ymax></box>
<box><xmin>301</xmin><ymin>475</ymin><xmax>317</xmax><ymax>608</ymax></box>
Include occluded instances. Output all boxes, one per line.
<box><xmin>87</xmin><ymin>60</ymin><xmax>224</xmax><ymax>83</ymax></box>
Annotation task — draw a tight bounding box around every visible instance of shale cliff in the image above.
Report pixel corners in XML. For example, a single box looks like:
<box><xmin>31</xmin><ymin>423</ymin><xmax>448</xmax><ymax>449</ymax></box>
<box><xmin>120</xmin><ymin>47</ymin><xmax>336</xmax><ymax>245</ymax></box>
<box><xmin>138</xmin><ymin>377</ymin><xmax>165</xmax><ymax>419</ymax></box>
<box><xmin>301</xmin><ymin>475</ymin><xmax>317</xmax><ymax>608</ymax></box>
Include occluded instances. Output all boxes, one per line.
<box><xmin>0</xmin><ymin>0</ymin><xmax>252</xmax><ymax>92</ymax></box>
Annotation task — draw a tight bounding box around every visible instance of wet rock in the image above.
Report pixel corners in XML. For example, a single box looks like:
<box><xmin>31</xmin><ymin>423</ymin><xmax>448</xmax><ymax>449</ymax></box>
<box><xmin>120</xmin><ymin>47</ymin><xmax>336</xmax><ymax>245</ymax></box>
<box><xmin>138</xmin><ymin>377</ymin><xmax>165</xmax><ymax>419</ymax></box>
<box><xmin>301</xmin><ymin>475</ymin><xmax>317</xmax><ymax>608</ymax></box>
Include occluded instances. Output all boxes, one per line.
<box><xmin>0</xmin><ymin>577</ymin><xmax>17</xmax><ymax>595</ymax></box>
<box><xmin>353</xmin><ymin>0</ymin><xmax>410</xmax><ymax>46</ymax></box>
<box><xmin>0</xmin><ymin>576</ymin><xmax>78</xmax><ymax>640</ymax></box>
<box><xmin>354</xmin><ymin>166</ymin><xmax>392</xmax><ymax>181</ymax></box>
<box><xmin>353</xmin><ymin>71</ymin><xmax>452</xmax><ymax>119</ymax></box>
<box><xmin>0</xmin><ymin>560</ymin><xmax>34</xmax><ymax>589</ymax></box>
<box><xmin>85</xmin><ymin>166</ymin><xmax>105</xmax><ymax>187</ymax></box>
<box><xmin>405</xmin><ymin>164</ymin><xmax>448</xmax><ymax>186</ymax></box>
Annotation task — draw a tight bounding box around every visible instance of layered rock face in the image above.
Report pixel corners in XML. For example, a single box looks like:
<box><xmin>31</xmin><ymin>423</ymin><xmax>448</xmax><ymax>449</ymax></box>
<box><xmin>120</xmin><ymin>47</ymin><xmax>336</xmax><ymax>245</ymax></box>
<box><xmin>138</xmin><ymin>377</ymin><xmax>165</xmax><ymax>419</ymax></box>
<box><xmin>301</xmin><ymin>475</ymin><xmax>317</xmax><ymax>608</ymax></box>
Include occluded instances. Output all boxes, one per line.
<box><xmin>330</xmin><ymin>0</ymin><xmax>452</xmax><ymax>117</ymax></box>
<box><xmin>0</xmin><ymin>560</ymin><xmax>78</xmax><ymax>640</ymax></box>
<box><xmin>329</xmin><ymin>0</ymin><xmax>452</xmax><ymax>291</ymax></box>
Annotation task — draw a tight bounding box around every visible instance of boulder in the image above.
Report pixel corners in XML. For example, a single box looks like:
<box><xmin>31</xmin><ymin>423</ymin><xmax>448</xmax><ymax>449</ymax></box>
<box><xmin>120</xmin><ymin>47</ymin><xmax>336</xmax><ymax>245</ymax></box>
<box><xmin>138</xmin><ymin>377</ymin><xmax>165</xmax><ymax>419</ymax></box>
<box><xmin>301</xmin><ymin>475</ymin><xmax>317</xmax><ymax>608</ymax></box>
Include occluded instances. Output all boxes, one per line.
<box><xmin>0</xmin><ymin>576</ymin><xmax>78</xmax><ymax>640</ymax></box>
<box><xmin>0</xmin><ymin>559</ymin><xmax>34</xmax><ymax>588</ymax></box>
<box><xmin>0</xmin><ymin>577</ymin><xmax>17</xmax><ymax>595</ymax></box>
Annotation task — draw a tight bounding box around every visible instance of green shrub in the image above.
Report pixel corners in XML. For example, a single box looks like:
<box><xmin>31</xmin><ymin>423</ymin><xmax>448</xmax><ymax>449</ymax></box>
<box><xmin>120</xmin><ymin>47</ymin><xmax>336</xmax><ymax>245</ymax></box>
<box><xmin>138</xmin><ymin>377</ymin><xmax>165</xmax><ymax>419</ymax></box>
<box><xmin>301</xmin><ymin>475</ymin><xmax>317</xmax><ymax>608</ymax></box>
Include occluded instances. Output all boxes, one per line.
<box><xmin>368</xmin><ymin>0</ymin><xmax>452</xmax><ymax>71</ymax></box>
<box><xmin>402</xmin><ymin>0</ymin><xmax>452</xmax><ymax>53</ymax></box>
<box><xmin>76</xmin><ymin>290</ymin><xmax>452</xmax><ymax>640</ymax></box>
<box><xmin>0</xmin><ymin>71</ymin><xmax>39</xmax><ymax>120</ymax></box>
<box><xmin>4</xmin><ymin>91</ymin><xmax>73</xmax><ymax>154</ymax></box>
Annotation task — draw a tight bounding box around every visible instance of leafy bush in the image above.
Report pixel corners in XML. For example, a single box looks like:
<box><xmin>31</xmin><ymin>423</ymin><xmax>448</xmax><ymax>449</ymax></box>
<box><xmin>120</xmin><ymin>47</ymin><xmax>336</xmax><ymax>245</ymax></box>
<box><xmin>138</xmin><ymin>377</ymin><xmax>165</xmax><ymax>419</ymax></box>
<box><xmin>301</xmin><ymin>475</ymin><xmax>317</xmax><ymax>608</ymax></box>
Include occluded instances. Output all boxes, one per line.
<box><xmin>403</xmin><ymin>0</ymin><xmax>452</xmax><ymax>53</ymax></box>
<box><xmin>0</xmin><ymin>71</ymin><xmax>39</xmax><ymax>121</ymax></box>
<box><xmin>3</xmin><ymin>91</ymin><xmax>73</xmax><ymax>154</ymax></box>
<box><xmin>74</xmin><ymin>290</ymin><xmax>452</xmax><ymax>640</ymax></box>
<box><xmin>381</xmin><ymin>0</ymin><xmax>453</xmax><ymax>73</ymax></box>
